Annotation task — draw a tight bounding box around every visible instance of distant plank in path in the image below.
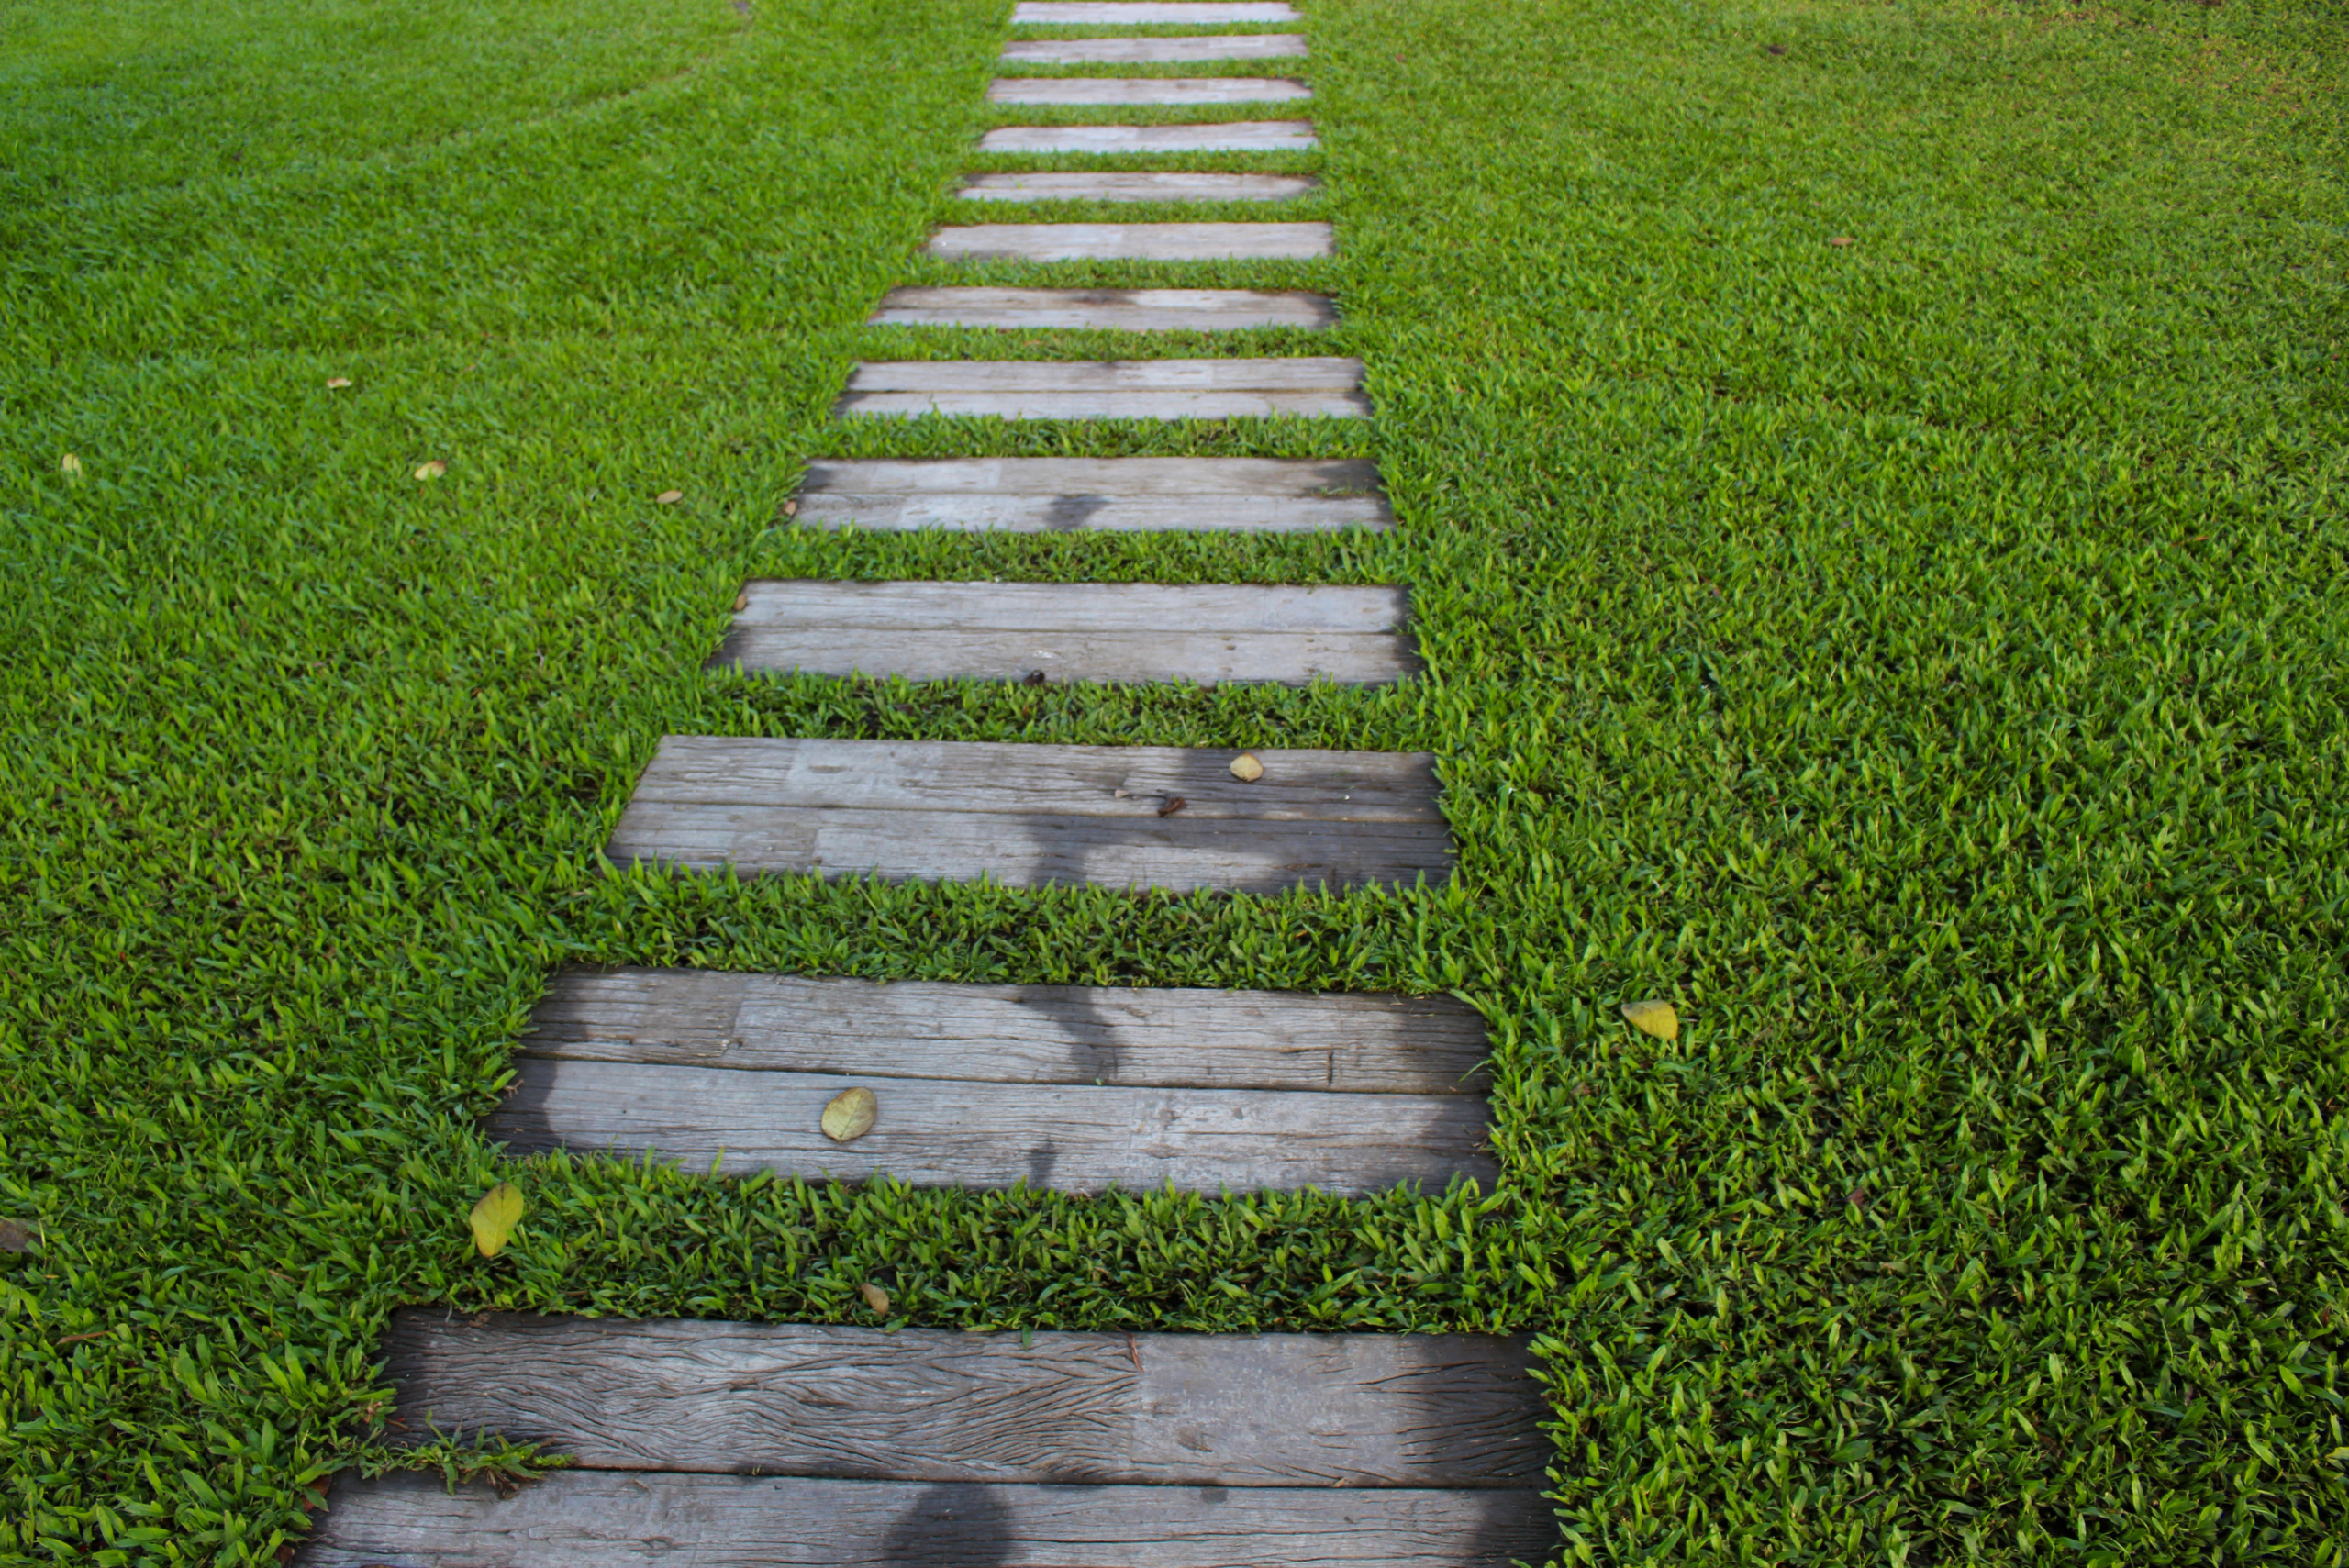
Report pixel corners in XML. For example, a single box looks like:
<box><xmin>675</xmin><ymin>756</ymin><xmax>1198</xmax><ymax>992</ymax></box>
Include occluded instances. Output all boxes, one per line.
<box><xmin>713</xmin><ymin>580</ymin><xmax>1411</xmax><ymax>685</ymax></box>
<box><xmin>981</xmin><ymin>121</ymin><xmax>1315</xmax><ymax>153</ymax></box>
<box><xmin>958</xmin><ymin>172</ymin><xmax>1319</xmax><ymax>204</ymax></box>
<box><xmin>869</xmin><ymin>286</ymin><xmax>1332</xmax><ymax>331</ymax></box>
<box><xmin>835</xmin><ymin>357</ymin><xmax>1366</xmax><ymax>421</ymax></box>
<box><xmin>1011</xmin><ymin>1</ymin><xmax>1301</xmax><ymax>20</ymax></box>
<box><xmin>303</xmin><ymin>1473</ymin><xmax>1554</xmax><ymax>1568</ymax></box>
<box><xmin>605</xmin><ymin>737</ymin><xmax>1448</xmax><ymax>892</ymax></box>
<box><xmin>1001</xmin><ymin>33</ymin><xmax>1307</xmax><ymax>61</ymax></box>
<box><xmin>376</xmin><ymin>1315</ymin><xmax>1549</xmax><ymax>1488</ymax></box>
<box><xmin>793</xmin><ymin>455</ymin><xmax>1390</xmax><ymax>532</ymax></box>
<box><xmin>928</xmin><ymin>222</ymin><xmax>1331</xmax><ymax>261</ymax></box>
<box><xmin>522</xmin><ymin>970</ymin><xmax>1490</xmax><ymax>1094</ymax></box>
<box><xmin>988</xmin><ymin>76</ymin><xmax>1309</xmax><ymax>105</ymax></box>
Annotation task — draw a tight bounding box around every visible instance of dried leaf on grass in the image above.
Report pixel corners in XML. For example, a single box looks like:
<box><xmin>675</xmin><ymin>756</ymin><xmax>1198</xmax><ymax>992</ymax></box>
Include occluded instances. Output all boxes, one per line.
<box><xmin>1620</xmin><ymin>999</ymin><xmax>1680</xmax><ymax>1040</ymax></box>
<box><xmin>469</xmin><ymin>1183</ymin><xmax>526</xmax><ymax>1257</ymax></box>
<box><xmin>823</xmin><ymin>1086</ymin><xmax>877</xmax><ymax>1142</ymax></box>
<box><xmin>415</xmin><ymin>460</ymin><xmax>448</xmax><ymax>481</ymax></box>
<box><xmin>0</xmin><ymin>1218</ymin><xmax>38</xmax><ymax>1254</ymax></box>
<box><xmin>655</xmin><ymin>490</ymin><xmax>684</xmax><ymax>505</ymax></box>
<box><xmin>326</xmin><ymin>377</ymin><xmax>352</xmax><ymax>389</ymax></box>
<box><xmin>860</xmin><ymin>1282</ymin><xmax>890</xmax><ymax>1315</ymax></box>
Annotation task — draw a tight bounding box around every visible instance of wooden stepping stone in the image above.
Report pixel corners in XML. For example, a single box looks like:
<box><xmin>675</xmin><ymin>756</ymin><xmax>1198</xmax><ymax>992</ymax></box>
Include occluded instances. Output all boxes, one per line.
<box><xmin>1012</xmin><ymin>1</ymin><xmax>1302</xmax><ymax>21</ymax></box>
<box><xmin>605</xmin><ymin>737</ymin><xmax>1451</xmax><ymax>893</ymax></box>
<box><xmin>1001</xmin><ymin>32</ymin><xmax>1307</xmax><ymax>62</ymax></box>
<box><xmin>835</xmin><ymin>356</ymin><xmax>1367</xmax><ymax>421</ymax></box>
<box><xmin>792</xmin><ymin>456</ymin><xmax>1391</xmax><ymax>532</ymax></box>
<box><xmin>981</xmin><ymin>121</ymin><xmax>1315</xmax><ymax>153</ymax></box>
<box><xmin>928</xmin><ymin>222</ymin><xmax>1331</xmax><ymax>261</ymax></box>
<box><xmin>869</xmin><ymin>286</ymin><xmax>1331</xmax><ymax>331</ymax></box>
<box><xmin>989</xmin><ymin>76</ymin><xmax>1309</xmax><ymax>105</ymax></box>
<box><xmin>958</xmin><ymin>171</ymin><xmax>1319</xmax><ymax>203</ymax></box>
<box><xmin>301</xmin><ymin>1317</ymin><xmax>1552</xmax><ymax>1566</ymax></box>
<box><xmin>714</xmin><ymin>580</ymin><xmax>1414</xmax><ymax>685</ymax></box>
<box><xmin>493</xmin><ymin>972</ymin><xmax>1491</xmax><ymax>1191</ymax></box>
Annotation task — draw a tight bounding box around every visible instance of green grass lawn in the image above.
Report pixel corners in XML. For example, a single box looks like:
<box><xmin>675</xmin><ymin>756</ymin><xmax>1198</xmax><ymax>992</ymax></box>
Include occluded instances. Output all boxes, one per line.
<box><xmin>5</xmin><ymin>0</ymin><xmax>2347</xmax><ymax>1561</ymax></box>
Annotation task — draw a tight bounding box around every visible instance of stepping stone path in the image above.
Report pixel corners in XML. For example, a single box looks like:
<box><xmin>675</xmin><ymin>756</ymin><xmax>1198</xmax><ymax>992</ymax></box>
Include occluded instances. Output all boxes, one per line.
<box><xmin>300</xmin><ymin>3</ymin><xmax>1552</xmax><ymax>1562</ymax></box>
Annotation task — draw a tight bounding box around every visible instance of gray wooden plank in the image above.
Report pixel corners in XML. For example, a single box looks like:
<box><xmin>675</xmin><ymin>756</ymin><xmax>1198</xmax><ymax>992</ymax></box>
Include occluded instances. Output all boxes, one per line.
<box><xmin>488</xmin><ymin>1059</ymin><xmax>1497</xmax><ymax>1192</ymax></box>
<box><xmin>957</xmin><ymin>171</ymin><xmax>1319</xmax><ymax>203</ymax></box>
<box><xmin>1001</xmin><ymin>33</ymin><xmax>1308</xmax><ymax>62</ymax></box>
<box><xmin>928</xmin><ymin>222</ymin><xmax>1331</xmax><ymax>261</ymax></box>
<box><xmin>980</xmin><ymin>121</ymin><xmax>1316</xmax><ymax>153</ymax></box>
<box><xmin>377</xmin><ymin>1315</ymin><xmax>1547</xmax><ymax>1488</ymax></box>
<box><xmin>988</xmin><ymin>77</ymin><xmax>1309</xmax><ymax>105</ymax></box>
<box><xmin>794</xmin><ymin>455</ymin><xmax>1390</xmax><ymax>531</ymax></box>
<box><xmin>522</xmin><ymin>970</ymin><xmax>1492</xmax><ymax>1094</ymax></box>
<box><xmin>302</xmin><ymin>1473</ymin><xmax>1555</xmax><ymax>1568</ymax></box>
<box><xmin>869</xmin><ymin>286</ymin><xmax>1332</xmax><ymax>330</ymax></box>
<box><xmin>623</xmin><ymin>738</ymin><xmax>1441</xmax><ymax>821</ymax></box>
<box><xmin>727</xmin><ymin>581</ymin><xmax>1406</xmax><ymax>633</ymax></box>
<box><xmin>836</xmin><ymin>357</ymin><xmax>1366</xmax><ymax>421</ymax></box>
<box><xmin>1012</xmin><ymin>1</ymin><xmax>1301</xmax><ymax>20</ymax></box>
<box><xmin>718</xmin><ymin>628</ymin><xmax>1405</xmax><ymax>684</ymax></box>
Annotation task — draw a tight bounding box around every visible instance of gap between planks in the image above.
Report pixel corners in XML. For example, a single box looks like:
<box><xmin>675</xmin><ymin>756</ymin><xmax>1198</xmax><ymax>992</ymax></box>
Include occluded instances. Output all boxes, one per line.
<box><xmin>790</xmin><ymin>456</ymin><xmax>1391</xmax><ymax>533</ymax></box>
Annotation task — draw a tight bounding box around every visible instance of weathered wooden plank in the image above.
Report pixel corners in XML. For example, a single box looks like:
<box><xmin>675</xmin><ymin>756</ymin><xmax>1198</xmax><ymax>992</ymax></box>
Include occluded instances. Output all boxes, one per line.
<box><xmin>928</xmin><ymin>222</ymin><xmax>1331</xmax><ymax>261</ymax></box>
<box><xmin>1001</xmin><ymin>33</ymin><xmax>1307</xmax><ymax>62</ymax></box>
<box><xmin>1012</xmin><ymin>1</ymin><xmax>1301</xmax><ymax>20</ymax></box>
<box><xmin>988</xmin><ymin>76</ymin><xmax>1309</xmax><ymax>105</ymax></box>
<box><xmin>623</xmin><ymin>738</ymin><xmax>1440</xmax><ymax>821</ymax></box>
<box><xmin>523</xmin><ymin>970</ymin><xmax>1492</xmax><ymax>1094</ymax></box>
<box><xmin>957</xmin><ymin>171</ymin><xmax>1319</xmax><ymax>203</ymax></box>
<box><xmin>714</xmin><ymin>580</ymin><xmax>1410</xmax><ymax>684</ymax></box>
<box><xmin>796</xmin><ymin>455</ymin><xmax>1388</xmax><ymax>531</ymax></box>
<box><xmin>302</xmin><ymin>1473</ymin><xmax>1555</xmax><ymax>1568</ymax></box>
<box><xmin>489</xmin><ymin>1059</ymin><xmax>1497</xmax><ymax>1192</ymax></box>
<box><xmin>836</xmin><ymin>357</ymin><xmax>1366</xmax><ymax>421</ymax></box>
<box><xmin>378</xmin><ymin>1316</ymin><xmax>1547</xmax><ymax>1488</ymax></box>
<box><xmin>869</xmin><ymin>286</ymin><xmax>1332</xmax><ymax>330</ymax></box>
<box><xmin>980</xmin><ymin>121</ymin><xmax>1315</xmax><ymax>153</ymax></box>
<box><xmin>728</xmin><ymin>581</ymin><xmax>1406</xmax><ymax>633</ymax></box>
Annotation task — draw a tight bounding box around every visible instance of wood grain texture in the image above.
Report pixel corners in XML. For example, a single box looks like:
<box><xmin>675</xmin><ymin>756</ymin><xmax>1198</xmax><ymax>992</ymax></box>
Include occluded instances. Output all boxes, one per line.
<box><xmin>487</xmin><ymin>1058</ymin><xmax>1497</xmax><ymax>1192</ymax></box>
<box><xmin>711</xmin><ymin>580</ymin><xmax>1412</xmax><ymax>685</ymax></box>
<box><xmin>980</xmin><ymin>121</ymin><xmax>1316</xmax><ymax>153</ymax></box>
<box><xmin>957</xmin><ymin>171</ymin><xmax>1319</xmax><ymax>203</ymax></box>
<box><xmin>988</xmin><ymin>76</ymin><xmax>1309</xmax><ymax>105</ymax></box>
<box><xmin>1000</xmin><ymin>33</ymin><xmax>1307</xmax><ymax>61</ymax></box>
<box><xmin>302</xmin><ymin>1473</ymin><xmax>1555</xmax><ymax>1568</ymax></box>
<box><xmin>836</xmin><ymin>357</ymin><xmax>1365</xmax><ymax>422</ymax></box>
<box><xmin>869</xmin><ymin>286</ymin><xmax>1332</xmax><ymax>330</ymax></box>
<box><xmin>522</xmin><ymin>970</ymin><xmax>1493</xmax><ymax>1094</ymax></box>
<box><xmin>795</xmin><ymin>453</ymin><xmax>1387</xmax><ymax>531</ymax></box>
<box><xmin>377</xmin><ymin>1315</ymin><xmax>1547</xmax><ymax>1487</ymax></box>
<box><xmin>927</xmin><ymin>222</ymin><xmax>1331</xmax><ymax>261</ymax></box>
<box><xmin>1012</xmin><ymin>0</ymin><xmax>1300</xmax><ymax>19</ymax></box>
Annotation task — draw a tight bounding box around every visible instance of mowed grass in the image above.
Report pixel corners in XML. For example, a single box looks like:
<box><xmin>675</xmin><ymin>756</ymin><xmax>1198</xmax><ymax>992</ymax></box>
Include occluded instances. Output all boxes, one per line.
<box><xmin>4</xmin><ymin>0</ymin><xmax>2347</xmax><ymax>1562</ymax></box>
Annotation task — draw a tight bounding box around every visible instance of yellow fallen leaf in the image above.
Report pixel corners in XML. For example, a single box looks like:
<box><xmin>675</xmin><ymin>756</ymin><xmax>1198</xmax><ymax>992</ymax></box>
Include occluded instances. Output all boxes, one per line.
<box><xmin>1620</xmin><ymin>1000</ymin><xmax>1679</xmax><ymax>1040</ymax></box>
<box><xmin>732</xmin><ymin>590</ymin><xmax>751</xmax><ymax>612</ymax></box>
<box><xmin>860</xmin><ymin>1282</ymin><xmax>890</xmax><ymax>1316</ymax></box>
<box><xmin>1229</xmin><ymin>752</ymin><xmax>1264</xmax><ymax>783</ymax></box>
<box><xmin>655</xmin><ymin>490</ymin><xmax>684</xmax><ymax>505</ymax></box>
<box><xmin>469</xmin><ymin>1183</ymin><xmax>525</xmax><ymax>1257</ymax></box>
<box><xmin>822</xmin><ymin>1086</ymin><xmax>877</xmax><ymax>1143</ymax></box>
<box><xmin>326</xmin><ymin>377</ymin><xmax>353</xmax><ymax>389</ymax></box>
<box><xmin>415</xmin><ymin>460</ymin><xmax>447</xmax><ymax>481</ymax></box>
<box><xmin>60</xmin><ymin>453</ymin><xmax>83</xmax><ymax>479</ymax></box>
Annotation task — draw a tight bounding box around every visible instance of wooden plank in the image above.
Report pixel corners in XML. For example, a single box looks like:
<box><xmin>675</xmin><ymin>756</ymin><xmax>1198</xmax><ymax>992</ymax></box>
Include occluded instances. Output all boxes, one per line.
<box><xmin>1001</xmin><ymin>33</ymin><xmax>1307</xmax><ymax>62</ymax></box>
<box><xmin>795</xmin><ymin>455</ymin><xmax>1389</xmax><ymax>531</ymax></box>
<box><xmin>713</xmin><ymin>580</ymin><xmax>1412</xmax><ymax>684</ymax></box>
<box><xmin>988</xmin><ymin>76</ymin><xmax>1309</xmax><ymax>105</ymax></box>
<box><xmin>835</xmin><ymin>356</ymin><xmax>1366</xmax><ymax>421</ymax></box>
<box><xmin>1012</xmin><ymin>1</ymin><xmax>1301</xmax><ymax>20</ymax></box>
<box><xmin>927</xmin><ymin>222</ymin><xmax>1331</xmax><ymax>261</ymax></box>
<box><xmin>488</xmin><ymin>1058</ymin><xmax>1497</xmax><ymax>1192</ymax></box>
<box><xmin>869</xmin><ymin>286</ymin><xmax>1332</xmax><ymax>330</ymax></box>
<box><xmin>957</xmin><ymin>171</ymin><xmax>1319</xmax><ymax>203</ymax></box>
<box><xmin>377</xmin><ymin>1315</ymin><xmax>1547</xmax><ymax>1488</ymax></box>
<box><xmin>303</xmin><ymin>1473</ymin><xmax>1555</xmax><ymax>1568</ymax></box>
<box><xmin>621</xmin><ymin>738</ymin><xmax>1441</xmax><ymax>821</ymax></box>
<box><xmin>980</xmin><ymin>121</ymin><xmax>1315</xmax><ymax>153</ymax></box>
<box><xmin>522</xmin><ymin>970</ymin><xmax>1492</xmax><ymax>1094</ymax></box>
